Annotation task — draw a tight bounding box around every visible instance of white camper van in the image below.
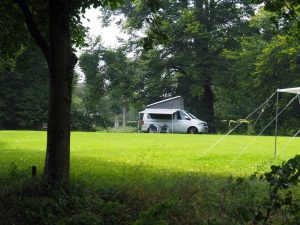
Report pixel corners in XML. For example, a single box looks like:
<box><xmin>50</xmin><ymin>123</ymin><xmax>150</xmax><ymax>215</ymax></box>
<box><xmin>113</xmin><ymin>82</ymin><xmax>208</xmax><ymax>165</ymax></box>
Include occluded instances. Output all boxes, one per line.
<box><xmin>138</xmin><ymin>96</ymin><xmax>208</xmax><ymax>134</ymax></box>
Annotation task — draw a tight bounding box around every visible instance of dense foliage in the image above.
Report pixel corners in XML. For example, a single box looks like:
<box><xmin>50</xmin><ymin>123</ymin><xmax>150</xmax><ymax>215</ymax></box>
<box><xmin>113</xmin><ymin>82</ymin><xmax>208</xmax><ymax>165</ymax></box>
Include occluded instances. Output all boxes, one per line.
<box><xmin>1</xmin><ymin>0</ymin><xmax>299</xmax><ymax>135</ymax></box>
<box><xmin>72</xmin><ymin>0</ymin><xmax>300</xmax><ymax>134</ymax></box>
<box><xmin>0</xmin><ymin>47</ymin><xmax>48</xmax><ymax>130</ymax></box>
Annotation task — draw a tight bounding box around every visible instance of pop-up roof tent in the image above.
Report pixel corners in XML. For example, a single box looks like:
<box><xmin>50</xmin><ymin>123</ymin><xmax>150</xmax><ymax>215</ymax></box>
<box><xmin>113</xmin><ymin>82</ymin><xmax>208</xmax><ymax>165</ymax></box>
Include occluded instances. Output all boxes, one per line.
<box><xmin>140</xmin><ymin>96</ymin><xmax>184</xmax><ymax>114</ymax></box>
<box><xmin>145</xmin><ymin>96</ymin><xmax>184</xmax><ymax>109</ymax></box>
<box><xmin>274</xmin><ymin>87</ymin><xmax>300</xmax><ymax>157</ymax></box>
<box><xmin>138</xmin><ymin>96</ymin><xmax>184</xmax><ymax>133</ymax></box>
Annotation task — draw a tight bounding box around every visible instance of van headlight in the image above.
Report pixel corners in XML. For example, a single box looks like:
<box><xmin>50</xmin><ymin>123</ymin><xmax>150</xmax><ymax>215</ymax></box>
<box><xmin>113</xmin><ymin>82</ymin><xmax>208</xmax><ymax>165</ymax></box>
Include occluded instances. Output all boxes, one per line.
<box><xmin>199</xmin><ymin>122</ymin><xmax>207</xmax><ymax>126</ymax></box>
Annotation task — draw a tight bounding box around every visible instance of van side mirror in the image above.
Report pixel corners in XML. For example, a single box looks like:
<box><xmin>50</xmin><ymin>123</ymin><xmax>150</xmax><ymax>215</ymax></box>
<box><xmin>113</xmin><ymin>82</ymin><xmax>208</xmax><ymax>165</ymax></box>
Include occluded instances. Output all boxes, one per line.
<box><xmin>185</xmin><ymin>116</ymin><xmax>191</xmax><ymax>120</ymax></box>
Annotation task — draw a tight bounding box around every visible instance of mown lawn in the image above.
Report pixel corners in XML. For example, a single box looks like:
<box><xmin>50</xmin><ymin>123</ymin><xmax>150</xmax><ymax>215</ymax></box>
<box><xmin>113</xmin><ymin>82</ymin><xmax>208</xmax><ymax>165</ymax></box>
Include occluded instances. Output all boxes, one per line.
<box><xmin>1</xmin><ymin>131</ymin><xmax>299</xmax><ymax>225</ymax></box>
<box><xmin>0</xmin><ymin>130</ymin><xmax>299</xmax><ymax>178</ymax></box>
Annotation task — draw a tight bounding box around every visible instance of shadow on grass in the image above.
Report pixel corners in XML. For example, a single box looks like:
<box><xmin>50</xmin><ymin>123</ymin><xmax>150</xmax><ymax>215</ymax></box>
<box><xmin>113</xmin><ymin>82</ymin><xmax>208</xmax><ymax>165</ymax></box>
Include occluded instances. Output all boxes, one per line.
<box><xmin>0</xmin><ymin>159</ymin><xmax>273</xmax><ymax>225</ymax></box>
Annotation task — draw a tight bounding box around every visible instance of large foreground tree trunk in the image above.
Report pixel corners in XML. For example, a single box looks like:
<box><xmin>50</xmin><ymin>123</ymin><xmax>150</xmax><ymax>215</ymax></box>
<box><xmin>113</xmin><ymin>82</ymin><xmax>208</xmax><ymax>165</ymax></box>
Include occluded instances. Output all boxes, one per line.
<box><xmin>43</xmin><ymin>0</ymin><xmax>76</xmax><ymax>184</ymax></box>
<box><xmin>14</xmin><ymin>0</ymin><xmax>76</xmax><ymax>184</ymax></box>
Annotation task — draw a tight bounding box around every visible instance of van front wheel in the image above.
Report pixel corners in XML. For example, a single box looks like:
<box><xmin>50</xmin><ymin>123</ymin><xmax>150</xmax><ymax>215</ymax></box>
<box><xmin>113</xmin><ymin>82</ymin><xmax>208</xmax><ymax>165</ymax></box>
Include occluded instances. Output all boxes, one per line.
<box><xmin>187</xmin><ymin>127</ymin><xmax>198</xmax><ymax>134</ymax></box>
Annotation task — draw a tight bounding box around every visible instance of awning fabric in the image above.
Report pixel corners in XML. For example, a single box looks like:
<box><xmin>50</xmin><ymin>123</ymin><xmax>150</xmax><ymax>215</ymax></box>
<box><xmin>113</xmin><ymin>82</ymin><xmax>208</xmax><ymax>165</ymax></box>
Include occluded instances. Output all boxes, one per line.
<box><xmin>139</xmin><ymin>108</ymin><xmax>179</xmax><ymax>114</ymax></box>
<box><xmin>277</xmin><ymin>87</ymin><xmax>300</xmax><ymax>94</ymax></box>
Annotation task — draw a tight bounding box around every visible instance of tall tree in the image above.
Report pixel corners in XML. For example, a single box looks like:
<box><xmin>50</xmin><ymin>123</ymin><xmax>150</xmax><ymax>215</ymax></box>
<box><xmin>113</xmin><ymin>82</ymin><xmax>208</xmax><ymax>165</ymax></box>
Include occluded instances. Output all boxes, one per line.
<box><xmin>79</xmin><ymin>41</ymin><xmax>142</xmax><ymax>127</ymax></box>
<box><xmin>115</xmin><ymin>0</ymin><xmax>255</xmax><ymax>132</ymax></box>
<box><xmin>78</xmin><ymin>39</ymin><xmax>109</xmax><ymax>129</ymax></box>
<box><xmin>1</xmin><ymin>0</ymin><xmax>116</xmax><ymax>183</ymax></box>
<box><xmin>220</xmin><ymin>8</ymin><xmax>300</xmax><ymax>134</ymax></box>
<box><xmin>99</xmin><ymin>48</ymin><xmax>139</xmax><ymax>127</ymax></box>
<box><xmin>1</xmin><ymin>0</ymin><xmax>161</xmax><ymax>184</ymax></box>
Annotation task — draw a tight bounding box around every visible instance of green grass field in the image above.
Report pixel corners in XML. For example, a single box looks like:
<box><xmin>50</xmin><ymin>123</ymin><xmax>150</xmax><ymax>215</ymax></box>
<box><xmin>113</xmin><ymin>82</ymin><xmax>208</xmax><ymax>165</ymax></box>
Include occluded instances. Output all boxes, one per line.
<box><xmin>0</xmin><ymin>130</ymin><xmax>299</xmax><ymax>178</ymax></box>
<box><xmin>1</xmin><ymin>131</ymin><xmax>299</xmax><ymax>225</ymax></box>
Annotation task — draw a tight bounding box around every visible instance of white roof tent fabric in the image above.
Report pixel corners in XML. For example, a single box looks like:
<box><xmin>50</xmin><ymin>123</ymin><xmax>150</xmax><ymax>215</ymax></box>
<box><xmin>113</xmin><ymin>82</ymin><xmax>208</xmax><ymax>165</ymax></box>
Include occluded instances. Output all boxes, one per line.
<box><xmin>146</xmin><ymin>96</ymin><xmax>184</xmax><ymax>109</ymax></box>
<box><xmin>139</xmin><ymin>108</ymin><xmax>179</xmax><ymax>114</ymax></box>
<box><xmin>277</xmin><ymin>87</ymin><xmax>300</xmax><ymax>94</ymax></box>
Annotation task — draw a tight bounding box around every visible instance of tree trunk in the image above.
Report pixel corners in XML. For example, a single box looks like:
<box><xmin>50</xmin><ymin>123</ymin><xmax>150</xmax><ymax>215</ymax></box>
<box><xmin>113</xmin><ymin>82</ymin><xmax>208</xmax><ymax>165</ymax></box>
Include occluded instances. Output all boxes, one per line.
<box><xmin>202</xmin><ymin>79</ymin><xmax>216</xmax><ymax>133</ymax></box>
<box><xmin>43</xmin><ymin>0</ymin><xmax>76</xmax><ymax>184</ymax></box>
<box><xmin>122</xmin><ymin>100</ymin><xmax>128</xmax><ymax>127</ymax></box>
<box><xmin>114</xmin><ymin>115</ymin><xmax>119</xmax><ymax>128</ymax></box>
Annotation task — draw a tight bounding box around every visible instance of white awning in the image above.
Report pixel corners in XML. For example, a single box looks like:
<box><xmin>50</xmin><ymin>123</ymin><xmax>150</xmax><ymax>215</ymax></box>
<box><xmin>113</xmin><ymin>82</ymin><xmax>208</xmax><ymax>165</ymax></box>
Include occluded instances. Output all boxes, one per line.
<box><xmin>139</xmin><ymin>108</ymin><xmax>179</xmax><ymax>114</ymax></box>
<box><xmin>277</xmin><ymin>87</ymin><xmax>300</xmax><ymax>94</ymax></box>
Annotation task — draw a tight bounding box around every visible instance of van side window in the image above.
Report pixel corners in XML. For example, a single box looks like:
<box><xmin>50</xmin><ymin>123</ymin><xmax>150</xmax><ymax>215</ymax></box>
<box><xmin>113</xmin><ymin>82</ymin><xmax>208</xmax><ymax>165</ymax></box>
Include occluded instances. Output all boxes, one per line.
<box><xmin>176</xmin><ymin>111</ymin><xmax>182</xmax><ymax>120</ymax></box>
<box><xmin>139</xmin><ymin>113</ymin><xmax>144</xmax><ymax>120</ymax></box>
<box><xmin>180</xmin><ymin>111</ymin><xmax>189</xmax><ymax>120</ymax></box>
<box><xmin>148</xmin><ymin>114</ymin><xmax>172</xmax><ymax>119</ymax></box>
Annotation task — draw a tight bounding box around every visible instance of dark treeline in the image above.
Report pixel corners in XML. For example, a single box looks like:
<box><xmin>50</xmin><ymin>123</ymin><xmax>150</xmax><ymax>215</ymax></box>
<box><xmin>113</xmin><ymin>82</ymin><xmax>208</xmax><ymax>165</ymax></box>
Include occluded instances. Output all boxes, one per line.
<box><xmin>0</xmin><ymin>47</ymin><xmax>49</xmax><ymax>130</ymax></box>
<box><xmin>1</xmin><ymin>0</ymin><xmax>299</xmax><ymax>135</ymax></box>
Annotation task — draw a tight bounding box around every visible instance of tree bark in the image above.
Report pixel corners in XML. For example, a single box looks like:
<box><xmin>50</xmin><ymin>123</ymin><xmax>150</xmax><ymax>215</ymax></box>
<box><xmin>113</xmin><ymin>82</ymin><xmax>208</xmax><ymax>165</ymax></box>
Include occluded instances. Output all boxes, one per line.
<box><xmin>14</xmin><ymin>0</ymin><xmax>76</xmax><ymax>184</ymax></box>
<box><xmin>202</xmin><ymin>79</ymin><xmax>216</xmax><ymax>133</ymax></box>
<box><xmin>122</xmin><ymin>99</ymin><xmax>128</xmax><ymax>127</ymax></box>
<box><xmin>43</xmin><ymin>0</ymin><xmax>76</xmax><ymax>184</ymax></box>
<box><xmin>114</xmin><ymin>115</ymin><xmax>119</xmax><ymax>128</ymax></box>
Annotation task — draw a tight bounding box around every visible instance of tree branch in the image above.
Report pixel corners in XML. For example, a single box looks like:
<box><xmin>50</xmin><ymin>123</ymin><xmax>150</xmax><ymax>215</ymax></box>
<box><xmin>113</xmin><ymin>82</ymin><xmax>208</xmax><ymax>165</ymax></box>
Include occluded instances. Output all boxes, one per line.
<box><xmin>14</xmin><ymin>0</ymin><xmax>49</xmax><ymax>63</ymax></box>
<box><xmin>283</xmin><ymin>2</ymin><xmax>300</xmax><ymax>25</ymax></box>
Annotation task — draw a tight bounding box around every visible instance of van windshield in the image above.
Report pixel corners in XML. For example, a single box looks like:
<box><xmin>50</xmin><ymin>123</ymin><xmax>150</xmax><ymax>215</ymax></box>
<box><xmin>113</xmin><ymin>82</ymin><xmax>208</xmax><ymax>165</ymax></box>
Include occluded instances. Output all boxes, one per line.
<box><xmin>188</xmin><ymin>113</ymin><xmax>198</xmax><ymax>119</ymax></box>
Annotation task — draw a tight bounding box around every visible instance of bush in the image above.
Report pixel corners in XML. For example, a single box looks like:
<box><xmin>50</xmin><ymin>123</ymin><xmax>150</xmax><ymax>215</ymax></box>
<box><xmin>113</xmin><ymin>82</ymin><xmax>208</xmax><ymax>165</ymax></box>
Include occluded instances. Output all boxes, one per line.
<box><xmin>254</xmin><ymin>155</ymin><xmax>300</xmax><ymax>225</ymax></box>
<box><xmin>216</xmin><ymin>119</ymin><xmax>251</xmax><ymax>134</ymax></box>
<box><xmin>127</xmin><ymin>121</ymin><xmax>138</xmax><ymax>127</ymax></box>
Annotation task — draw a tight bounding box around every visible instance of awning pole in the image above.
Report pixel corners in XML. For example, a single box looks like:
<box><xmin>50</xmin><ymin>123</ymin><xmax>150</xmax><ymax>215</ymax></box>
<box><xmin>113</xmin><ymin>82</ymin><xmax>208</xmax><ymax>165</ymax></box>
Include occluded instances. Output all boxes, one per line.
<box><xmin>274</xmin><ymin>91</ymin><xmax>279</xmax><ymax>159</ymax></box>
<box><xmin>137</xmin><ymin>113</ymin><xmax>140</xmax><ymax>133</ymax></box>
<box><xmin>172</xmin><ymin>113</ymin><xmax>174</xmax><ymax>133</ymax></box>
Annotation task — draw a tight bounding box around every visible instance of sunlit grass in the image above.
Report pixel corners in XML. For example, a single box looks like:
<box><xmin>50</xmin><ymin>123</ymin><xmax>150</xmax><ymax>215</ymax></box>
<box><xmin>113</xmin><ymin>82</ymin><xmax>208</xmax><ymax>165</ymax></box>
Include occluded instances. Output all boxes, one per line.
<box><xmin>1</xmin><ymin>131</ymin><xmax>300</xmax><ymax>224</ymax></box>
<box><xmin>0</xmin><ymin>130</ymin><xmax>299</xmax><ymax>179</ymax></box>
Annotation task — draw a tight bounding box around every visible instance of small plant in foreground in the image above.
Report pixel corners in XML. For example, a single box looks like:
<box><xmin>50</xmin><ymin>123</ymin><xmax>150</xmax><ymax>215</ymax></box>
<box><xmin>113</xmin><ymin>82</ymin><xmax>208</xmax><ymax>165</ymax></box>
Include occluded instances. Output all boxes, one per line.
<box><xmin>254</xmin><ymin>155</ymin><xmax>300</xmax><ymax>225</ymax></box>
